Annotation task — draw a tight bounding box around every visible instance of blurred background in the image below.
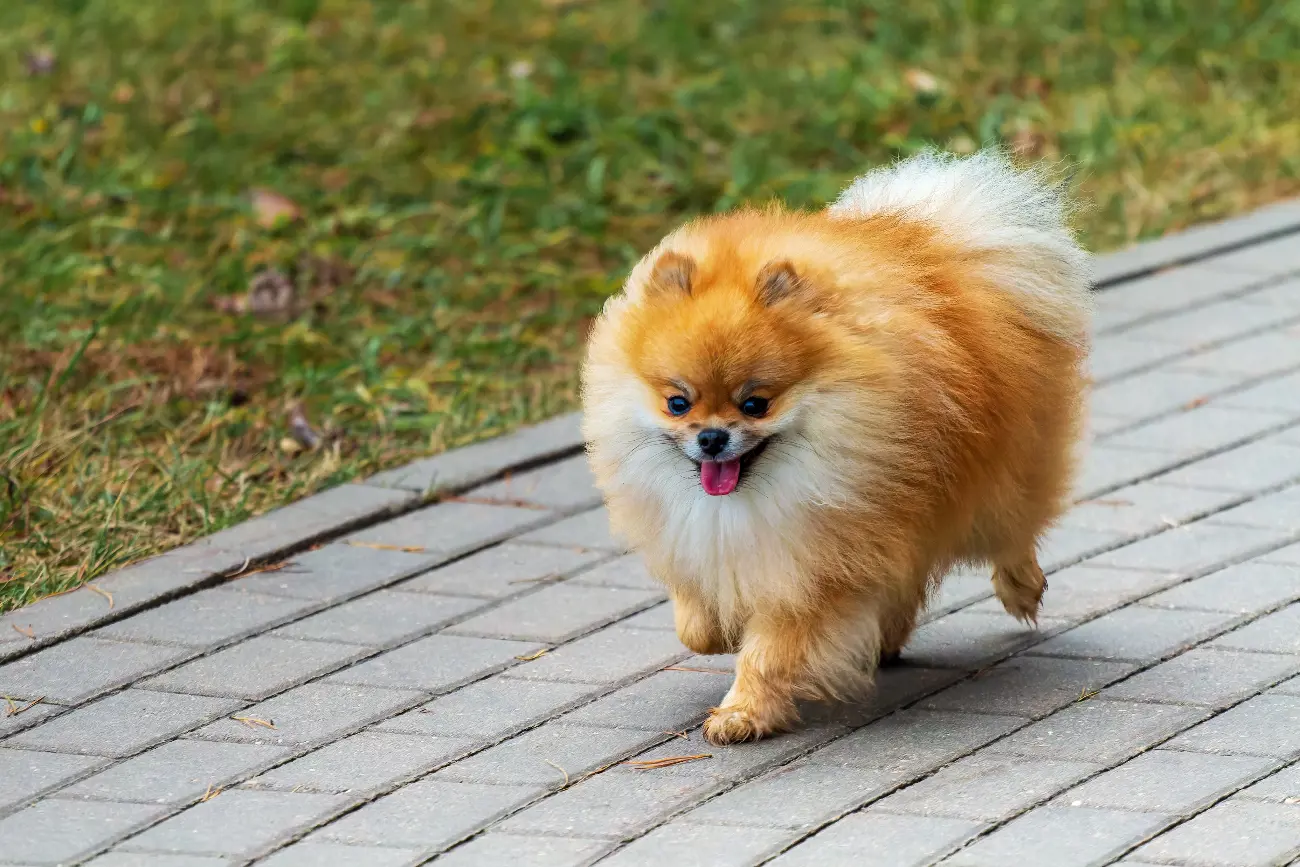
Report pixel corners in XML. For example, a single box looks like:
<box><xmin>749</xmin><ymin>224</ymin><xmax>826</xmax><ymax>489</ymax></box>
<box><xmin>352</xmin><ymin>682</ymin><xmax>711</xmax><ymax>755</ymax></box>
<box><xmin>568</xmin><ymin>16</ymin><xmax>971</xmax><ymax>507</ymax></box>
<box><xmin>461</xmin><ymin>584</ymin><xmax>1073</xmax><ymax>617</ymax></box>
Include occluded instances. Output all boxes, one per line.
<box><xmin>2</xmin><ymin>0</ymin><xmax>1299</xmax><ymax>607</ymax></box>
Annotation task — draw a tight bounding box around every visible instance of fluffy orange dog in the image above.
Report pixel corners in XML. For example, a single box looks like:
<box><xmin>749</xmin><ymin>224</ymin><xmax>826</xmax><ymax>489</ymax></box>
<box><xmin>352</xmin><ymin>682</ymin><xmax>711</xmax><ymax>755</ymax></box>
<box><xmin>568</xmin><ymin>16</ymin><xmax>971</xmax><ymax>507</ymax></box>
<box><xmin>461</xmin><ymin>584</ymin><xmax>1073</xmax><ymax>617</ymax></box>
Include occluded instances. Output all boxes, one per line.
<box><xmin>582</xmin><ymin>151</ymin><xmax>1090</xmax><ymax>745</ymax></box>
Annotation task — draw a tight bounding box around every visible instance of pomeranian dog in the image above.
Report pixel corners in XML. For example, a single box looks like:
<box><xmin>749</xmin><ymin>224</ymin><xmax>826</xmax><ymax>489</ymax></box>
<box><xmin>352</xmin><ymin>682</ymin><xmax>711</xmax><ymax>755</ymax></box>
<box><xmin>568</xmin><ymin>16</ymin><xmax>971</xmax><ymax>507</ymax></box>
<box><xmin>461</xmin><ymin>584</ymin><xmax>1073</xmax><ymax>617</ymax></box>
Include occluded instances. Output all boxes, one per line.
<box><xmin>581</xmin><ymin>151</ymin><xmax>1090</xmax><ymax>745</ymax></box>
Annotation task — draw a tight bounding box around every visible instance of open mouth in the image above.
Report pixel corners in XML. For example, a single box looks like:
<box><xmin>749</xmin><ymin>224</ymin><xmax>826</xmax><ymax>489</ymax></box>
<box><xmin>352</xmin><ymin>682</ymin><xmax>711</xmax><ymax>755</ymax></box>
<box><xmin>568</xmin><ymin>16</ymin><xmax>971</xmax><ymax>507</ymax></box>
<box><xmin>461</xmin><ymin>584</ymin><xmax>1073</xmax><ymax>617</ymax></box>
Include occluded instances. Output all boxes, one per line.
<box><xmin>696</xmin><ymin>438</ymin><xmax>770</xmax><ymax>497</ymax></box>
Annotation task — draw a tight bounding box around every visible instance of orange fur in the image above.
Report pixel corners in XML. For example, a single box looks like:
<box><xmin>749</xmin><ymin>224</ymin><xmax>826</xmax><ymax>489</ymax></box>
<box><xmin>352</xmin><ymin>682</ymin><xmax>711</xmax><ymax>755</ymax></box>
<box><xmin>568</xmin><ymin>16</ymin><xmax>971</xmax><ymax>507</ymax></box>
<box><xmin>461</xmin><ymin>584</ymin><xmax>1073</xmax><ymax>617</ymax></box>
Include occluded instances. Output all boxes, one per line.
<box><xmin>582</xmin><ymin>154</ymin><xmax>1090</xmax><ymax>744</ymax></box>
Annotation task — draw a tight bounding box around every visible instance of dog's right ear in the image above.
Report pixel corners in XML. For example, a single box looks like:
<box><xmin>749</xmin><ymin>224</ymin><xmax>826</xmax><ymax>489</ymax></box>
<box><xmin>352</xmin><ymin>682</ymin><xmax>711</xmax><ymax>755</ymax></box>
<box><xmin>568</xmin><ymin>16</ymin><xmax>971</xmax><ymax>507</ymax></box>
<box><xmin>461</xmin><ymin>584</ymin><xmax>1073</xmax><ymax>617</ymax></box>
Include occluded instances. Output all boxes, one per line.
<box><xmin>645</xmin><ymin>251</ymin><xmax>695</xmax><ymax>297</ymax></box>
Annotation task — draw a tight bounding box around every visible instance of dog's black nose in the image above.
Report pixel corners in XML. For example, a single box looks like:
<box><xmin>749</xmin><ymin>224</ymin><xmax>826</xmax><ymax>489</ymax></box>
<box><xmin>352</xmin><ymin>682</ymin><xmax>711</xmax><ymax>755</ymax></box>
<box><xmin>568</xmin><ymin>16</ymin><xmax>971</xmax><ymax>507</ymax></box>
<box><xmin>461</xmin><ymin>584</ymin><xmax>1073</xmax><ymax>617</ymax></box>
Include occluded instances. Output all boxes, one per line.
<box><xmin>697</xmin><ymin>428</ymin><xmax>729</xmax><ymax>457</ymax></box>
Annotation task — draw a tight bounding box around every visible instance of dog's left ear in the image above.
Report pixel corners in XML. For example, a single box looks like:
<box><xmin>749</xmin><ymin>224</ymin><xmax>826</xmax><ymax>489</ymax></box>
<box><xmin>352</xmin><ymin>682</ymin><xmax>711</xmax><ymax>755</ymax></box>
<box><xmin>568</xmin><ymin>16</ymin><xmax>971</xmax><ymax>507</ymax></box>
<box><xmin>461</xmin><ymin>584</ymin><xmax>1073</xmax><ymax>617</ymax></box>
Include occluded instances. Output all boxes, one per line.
<box><xmin>755</xmin><ymin>260</ymin><xmax>811</xmax><ymax>307</ymax></box>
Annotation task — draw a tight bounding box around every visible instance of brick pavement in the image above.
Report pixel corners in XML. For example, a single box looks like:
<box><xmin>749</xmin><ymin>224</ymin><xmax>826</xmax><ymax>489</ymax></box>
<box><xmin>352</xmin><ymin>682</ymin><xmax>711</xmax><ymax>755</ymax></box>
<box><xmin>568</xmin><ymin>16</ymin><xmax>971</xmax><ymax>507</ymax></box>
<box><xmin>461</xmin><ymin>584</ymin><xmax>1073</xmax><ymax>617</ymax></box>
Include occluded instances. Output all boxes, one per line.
<box><xmin>3</xmin><ymin>203</ymin><xmax>1300</xmax><ymax>866</ymax></box>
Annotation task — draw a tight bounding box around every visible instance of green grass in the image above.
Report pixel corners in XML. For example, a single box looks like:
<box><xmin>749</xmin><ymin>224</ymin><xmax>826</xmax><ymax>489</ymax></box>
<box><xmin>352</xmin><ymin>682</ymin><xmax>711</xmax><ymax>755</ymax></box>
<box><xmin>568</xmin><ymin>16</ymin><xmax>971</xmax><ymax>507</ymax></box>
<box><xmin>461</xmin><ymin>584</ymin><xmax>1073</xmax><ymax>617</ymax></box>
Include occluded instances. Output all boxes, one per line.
<box><xmin>3</xmin><ymin>0</ymin><xmax>1300</xmax><ymax>611</ymax></box>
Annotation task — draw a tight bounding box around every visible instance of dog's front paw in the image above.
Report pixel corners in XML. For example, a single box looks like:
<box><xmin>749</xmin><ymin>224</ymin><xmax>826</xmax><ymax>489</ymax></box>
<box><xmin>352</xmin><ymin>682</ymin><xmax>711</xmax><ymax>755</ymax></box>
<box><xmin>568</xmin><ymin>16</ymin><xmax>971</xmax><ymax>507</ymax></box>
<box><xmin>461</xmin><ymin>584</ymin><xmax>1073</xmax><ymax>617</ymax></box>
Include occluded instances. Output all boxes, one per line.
<box><xmin>703</xmin><ymin>702</ymin><xmax>792</xmax><ymax>745</ymax></box>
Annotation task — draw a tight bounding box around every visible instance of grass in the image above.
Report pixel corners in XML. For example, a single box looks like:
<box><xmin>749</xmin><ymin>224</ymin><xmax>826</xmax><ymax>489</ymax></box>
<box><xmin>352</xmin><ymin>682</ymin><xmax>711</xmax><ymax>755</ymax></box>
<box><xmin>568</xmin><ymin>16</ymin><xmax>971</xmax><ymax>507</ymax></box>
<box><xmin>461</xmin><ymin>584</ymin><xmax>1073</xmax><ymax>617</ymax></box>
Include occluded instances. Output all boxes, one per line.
<box><xmin>2</xmin><ymin>0</ymin><xmax>1299</xmax><ymax>611</ymax></box>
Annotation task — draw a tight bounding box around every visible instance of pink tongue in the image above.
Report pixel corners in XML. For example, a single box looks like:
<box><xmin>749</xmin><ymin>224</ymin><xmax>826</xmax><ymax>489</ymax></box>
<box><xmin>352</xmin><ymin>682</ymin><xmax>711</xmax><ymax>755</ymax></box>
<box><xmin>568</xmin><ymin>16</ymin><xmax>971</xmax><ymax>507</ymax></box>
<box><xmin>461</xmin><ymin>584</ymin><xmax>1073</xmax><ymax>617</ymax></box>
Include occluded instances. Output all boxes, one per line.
<box><xmin>700</xmin><ymin>459</ymin><xmax>741</xmax><ymax>496</ymax></box>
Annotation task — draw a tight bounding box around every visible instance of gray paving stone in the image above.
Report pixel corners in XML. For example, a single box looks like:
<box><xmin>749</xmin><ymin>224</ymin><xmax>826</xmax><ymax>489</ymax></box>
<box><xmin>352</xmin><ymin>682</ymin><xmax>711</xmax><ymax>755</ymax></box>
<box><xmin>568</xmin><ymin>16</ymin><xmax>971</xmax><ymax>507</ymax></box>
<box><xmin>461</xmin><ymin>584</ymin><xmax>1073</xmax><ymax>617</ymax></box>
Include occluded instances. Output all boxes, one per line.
<box><xmin>1089</xmin><ymin>369</ymin><xmax>1240</xmax><ymax>419</ymax></box>
<box><xmin>9</xmin><ymin>690</ymin><xmax>241</xmax><ymax>758</ymax></box>
<box><xmin>1201</xmin><ymin>233</ymin><xmax>1300</xmax><ymax>275</ymax></box>
<box><xmin>770</xmin><ymin>811</ymin><xmax>984</xmax><ymax>867</ymax></box>
<box><xmin>874</xmin><ymin>753</ymin><xmax>1100</xmax><ymax>822</ymax></box>
<box><xmin>1090</xmin><ymin>521</ymin><xmax>1283</xmax><ymax>576</ymax></box>
<box><xmin>467</xmin><ymin>455</ymin><xmax>602</xmax><ymax>512</ymax></box>
<box><xmin>399</xmin><ymin>543</ymin><xmax>605</xmax><ymax>600</ymax></box>
<box><xmin>987</xmin><ymin>700</ymin><xmax>1207</xmax><ymax>764</ymax></box>
<box><xmin>273</xmin><ymin>590</ymin><xmax>482</xmax><ymax>646</ymax></box>
<box><xmin>122</xmin><ymin>789</ymin><xmax>349</xmax><ymax>858</ymax></box>
<box><xmin>230</xmin><ymin>542</ymin><xmax>444</xmax><ymax>602</ymax></box>
<box><xmin>1236</xmin><ymin>279</ymin><xmax>1300</xmax><ymax>313</ymax></box>
<box><xmin>0</xmin><ymin>748</ymin><xmax>108</xmax><ymax>811</ymax></box>
<box><xmin>190</xmin><ymin>683</ymin><xmax>423</xmax><ymax>748</ymax></box>
<box><xmin>139</xmin><ymin>636</ymin><xmax>368</xmax><ymax>701</ymax></box>
<box><xmin>251</xmin><ymin>731</ymin><xmax>472</xmax><ymax>794</ymax></box>
<box><xmin>345</xmin><ymin>501</ymin><xmax>551</xmax><ymax>559</ymax></box>
<box><xmin>518</xmin><ymin>508</ymin><xmax>625</xmax><ymax>552</ymax></box>
<box><xmin>1120</xmin><ymin>296</ymin><xmax>1296</xmax><ymax>348</ymax></box>
<box><xmin>1038</xmin><ymin>525</ymin><xmax>1128</xmax><ymax>571</ymax></box>
<box><xmin>1104</xmin><ymin>406</ymin><xmax>1291</xmax><ymax>456</ymax></box>
<box><xmin>1098</xmin><ymin>264</ymin><xmax>1266</xmax><ymax>317</ymax></box>
<box><xmin>0</xmin><ymin>636</ymin><xmax>190</xmax><ymax>704</ymax></box>
<box><xmin>257</xmin><ymin>841</ymin><xmax>424</xmax><ymax>867</ymax></box>
<box><xmin>1135</xmin><ymin>798</ymin><xmax>1300</xmax><ymax>866</ymax></box>
<box><xmin>601</xmin><ymin>823</ymin><xmax>794</xmax><ymax>867</ymax></box>
<box><xmin>562</xmin><ymin>670</ymin><xmax>727</xmax><ymax>732</ymax></box>
<box><xmin>197</xmin><ymin>482</ymin><xmax>417</xmax><ymax>563</ymax></box>
<box><xmin>898</xmin><ymin>612</ymin><xmax>1049</xmax><ymax>669</ymax></box>
<box><xmin>1210</xmin><ymin>486</ymin><xmax>1300</xmax><ymax>531</ymax></box>
<box><xmin>96</xmin><ymin>587</ymin><xmax>315</xmax><ymax>648</ymax></box>
<box><xmin>432</xmin><ymin>832</ymin><xmax>610</xmax><ymax>867</ymax></box>
<box><xmin>367</xmin><ymin>412</ymin><xmax>583</xmax><ymax>494</ymax></box>
<box><xmin>0</xmin><ymin>700</ymin><xmax>63</xmax><ymax>739</ymax></box>
<box><xmin>683</xmin><ymin>763</ymin><xmax>896</xmax><ymax>830</ymax></box>
<box><xmin>919</xmin><ymin>656</ymin><xmax>1136</xmax><ymax>718</ymax></box>
<box><xmin>324</xmin><ymin>633</ymin><xmax>540</xmax><ymax>692</ymax></box>
<box><xmin>808</xmin><ymin>709</ymin><xmax>1026</xmax><ymax>774</ymax></box>
<box><xmin>1094</xmin><ymin>198</ymin><xmax>1300</xmax><ymax>285</ymax></box>
<box><xmin>1263</xmin><ymin>542</ymin><xmax>1300</xmax><ymax>565</ymax></box>
<box><xmin>1029</xmin><ymin>605</ymin><xmax>1238</xmax><ymax>663</ymax></box>
<box><xmin>801</xmin><ymin>665</ymin><xmax>966</xmax><ymax>729</ymax></box>
<box><xmin>620</xmin><ymin>602</ymin><xmax>675</xmax><ymax>631</ymax></box>
<box><xmin>1146</xmin><ymin>562</ymin><xmax>1300</xmax><ymax>616</ymax></box>
<box><xmin>1213</xmin><ymin>602</ymin><xmax>1300</xmax><ymax>653</ymax></box>
<box><xmin>1087</xmin><ymin>335</ymin><xmax>1186</xmax><ymax>382</ymax></box>
<box><xmin>510</xmin><ymin>626</ymin><xmax>688</xmax><ymax>685</ymax></box>
<box><xmin>316</xmin><ymin>779</ymin><xmax>542</xmax><ymax>849</ymax></box>
<box><xmin>1056</xmin><ymin>749</ymin><xmax>1276</xmax><ymax>814</ymax></box>
<box><xmin>1175</xmin><ymin>327</ymin><xmax>1300</xmax><ymax>377</ymax></box>
<box><xmin>448</xmin><ymin>584</ymin><xmax>662</xmax><ymax>643</ymax></box>
<box><xmin>1072</xmin><ymin>445</ymin><xmax>1185</xmax><ymax>498</ymax></box>
<box><xmin>85</xmin><ymin>853</ymin><xmax>236</xmax><ymax>867</ymax></box>
<box><xmin>1167</xmin><ymin>694</ymin><xmax>1300</xmax><ymax>758</ymax></box>
<box><xmin>1062</xmin><ymin>483</ymin><xmax>1240</xmax><ymax>536</ymax></box>
<box><xmin>371</xmin><ymin>675</ymin><xmax>598</xmax><ymax>742</ymax></box>
<box><xmin>570</xmin><ymin>554</ymin><xmax>661</xmax><ymax>591</ymax></box>
<box><xmin>439</xmin><ymin>724</ymin><xmax>662</xmax><ymax>787</ymax></box>
<box><xmin>502</xmin><ymin>727</ymin><xmax>835</xmax><ymax>840</ymax></box>
<box><xmin>0</xmin><ymin>800</ymin><xmax>166</xmax><ymax>864</ymax></box>
<box><xmin>924</xmin><ymin>570</ymin><xmax>994</xmax><ymax>619</ymax></box>
<box><xmin>61</xmin><ymin>739</ymin><xmax>288</xmax><ymax>804</ymax></box>
<box><xmin>1238</xmin><ymin>762</ymin><xmax>1300</xmax><ymax>802</ymax></box>
<box><xmin>1103</xmin><ymin>648</ymin><xmax>1300</xmax><ymax>708</ymax></box>
<box><xmin>944</xmin><ymin>805</ymin><xmax>1168</xmax><ymax>867</ymax></box>
<box><xmin>967</xmin><ymin>565</ymin><xmax>1180</xmax><ymax>622</ymax></box>
<box><xmin>0</xmin><ymin>545</ymin><xmax>247</xmax><ymax>659</ymax></box>
<box><xmin>1219</xmin><ymin>370</ymin><xmax>1300</xmax><ymax>415</ymax></box>
<box><xmin>1152</xmin><ymin>437</ymin><xmax>1300</xmax><ymax>492</ymax></box>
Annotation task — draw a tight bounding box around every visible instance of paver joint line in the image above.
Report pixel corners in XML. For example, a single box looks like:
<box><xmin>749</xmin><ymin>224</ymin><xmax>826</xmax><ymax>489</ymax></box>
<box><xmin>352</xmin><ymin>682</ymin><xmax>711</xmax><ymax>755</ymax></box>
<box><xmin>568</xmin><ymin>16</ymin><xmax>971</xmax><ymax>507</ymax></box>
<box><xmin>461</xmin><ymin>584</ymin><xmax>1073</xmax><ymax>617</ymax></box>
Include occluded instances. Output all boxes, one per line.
<box><xmin>5</xmin><ymin>202</ymin><xmax>1300</xmax><ymax>867</ymax></box>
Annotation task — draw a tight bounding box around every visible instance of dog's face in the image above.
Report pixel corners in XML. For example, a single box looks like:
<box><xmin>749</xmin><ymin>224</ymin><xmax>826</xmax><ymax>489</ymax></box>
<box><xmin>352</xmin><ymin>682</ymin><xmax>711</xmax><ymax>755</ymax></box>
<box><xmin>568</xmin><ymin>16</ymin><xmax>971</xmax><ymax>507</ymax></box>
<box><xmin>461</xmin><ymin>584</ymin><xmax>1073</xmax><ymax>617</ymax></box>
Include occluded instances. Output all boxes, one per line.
<box><xmin>613</xmin><ymin>249</ymin><xmax>831</xmax><ymax>496</ymax></box>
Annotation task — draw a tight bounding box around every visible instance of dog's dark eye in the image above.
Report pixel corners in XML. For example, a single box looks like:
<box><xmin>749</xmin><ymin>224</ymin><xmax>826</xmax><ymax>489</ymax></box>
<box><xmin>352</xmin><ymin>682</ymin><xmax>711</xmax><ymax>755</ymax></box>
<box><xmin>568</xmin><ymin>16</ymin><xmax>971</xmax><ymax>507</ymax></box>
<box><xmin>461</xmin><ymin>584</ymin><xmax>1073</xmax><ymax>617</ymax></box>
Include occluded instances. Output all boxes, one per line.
<box><xmin>666</xmin><ymin>395</ymin><xmax>691</xmax><ymax>416</ymax></box>
<box><xmin>740</xmin><ymin>396</ymin><xmax>769</xmax><ymax>418</ymax></box>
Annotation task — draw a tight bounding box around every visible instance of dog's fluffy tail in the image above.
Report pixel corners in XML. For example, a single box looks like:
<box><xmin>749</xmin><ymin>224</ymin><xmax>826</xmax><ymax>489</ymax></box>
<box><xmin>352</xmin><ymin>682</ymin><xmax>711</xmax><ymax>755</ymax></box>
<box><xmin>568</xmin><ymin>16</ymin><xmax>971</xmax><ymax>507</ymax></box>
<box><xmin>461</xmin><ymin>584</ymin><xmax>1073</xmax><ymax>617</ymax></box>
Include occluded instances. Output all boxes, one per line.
<box><xmin>828</xmin><ymin>149</ymin><xmax>1092</xmax><ymax>347</ymax></box>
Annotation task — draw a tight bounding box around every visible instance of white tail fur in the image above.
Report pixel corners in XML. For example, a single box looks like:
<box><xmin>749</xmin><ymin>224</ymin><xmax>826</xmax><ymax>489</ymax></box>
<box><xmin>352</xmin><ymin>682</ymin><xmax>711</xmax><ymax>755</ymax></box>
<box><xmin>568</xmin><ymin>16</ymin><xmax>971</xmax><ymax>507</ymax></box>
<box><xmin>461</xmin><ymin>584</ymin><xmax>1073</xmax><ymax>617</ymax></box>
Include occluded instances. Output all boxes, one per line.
<box><xmin>828</xmin><ymin>150</ymin><xmax>1092</xmax><ymax>346</ymax></box>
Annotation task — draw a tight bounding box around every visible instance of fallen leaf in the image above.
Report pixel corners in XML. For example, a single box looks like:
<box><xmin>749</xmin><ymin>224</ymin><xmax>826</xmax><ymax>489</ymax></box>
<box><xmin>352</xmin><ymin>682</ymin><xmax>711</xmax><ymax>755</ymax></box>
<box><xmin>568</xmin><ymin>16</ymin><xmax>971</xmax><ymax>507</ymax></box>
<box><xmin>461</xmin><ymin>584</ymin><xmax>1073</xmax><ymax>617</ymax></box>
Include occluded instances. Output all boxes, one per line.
<box><xmin>544</xmin><ymin>759</ymin><xmax>570</xmax><ymax>787</ymax></box>
<box><xmin>515</xmin><ymin>649</ymin><xmax>550</xmax><ymax>661</ymax></box>
<box><xmin>345</xmin><ymin>541</ymin><xmax>427</xmax><ymax>553</ymax></box>
<box><xmin>3</xmin><ymin>696</ymin><xmax>45</xmax><ymax>717</ymax></box>
<box><xmin>231</xmin><ymin>715</ymin><xmax>276</xmax><ymax>729</ymax></box>
<box><xmin>250</xmin><ymin>188</ymin><xmax>301</xmax><ymax>228</ymax></box>
<box><xmin>1084</xmin><ymin>498</ymin><xmax>1133</xmax><ymax>507</ymax></box>
<box><xmin>663</xmin><ymin>665</ymin><xmax>728</xmax><ymax>673</ymax></box>
<box><xmin>624</xmin><ymin>754</ymin><xmax>711</xmax><ymax>770</ymax></box>
<box><xmin>11</xmin><ymin>624</ymin><xmax>34</xmax><ymax>639</ymax></box>
<box><xmin>904</xmin><ymin>68</ymin><xmax>940</xmax><ymax>96</ymax></box>
<box><xmin>23</xmin><ymin>49</ymin><xmax>56</xmax><ymax>77</ymax></box>
<box><xmin>86</xmin><ymin>583</ymin><xmax>114</xmax><ymax>609</ymax></box>
<box><xmin>214</xmin><ymin>269</ymin><xmax>295</xmax><ymax>317</ymax></box>
<box><xmin>200</xmin><ymin>784</ymin><xmax>223</xmax><ymax>801</ymax></box>
<box><xmin>287</xmin><ymin>406</ymin><xmax>322</xmax><ymax>450</ymax></box>
<box><xmin>1183</xmin><ymin>396</ymin><xmax>1209</xmax><ymax>410</ymax></box>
